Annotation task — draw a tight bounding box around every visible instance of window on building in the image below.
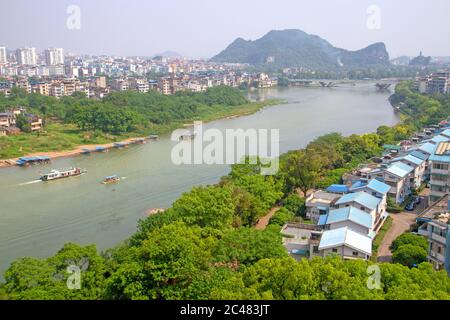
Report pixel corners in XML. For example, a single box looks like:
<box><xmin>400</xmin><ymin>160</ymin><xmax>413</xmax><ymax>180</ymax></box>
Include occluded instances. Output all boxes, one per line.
<box><xmin>433</xmin><ymin>163</ymin><xmax>449</xmax><ymax>170</ymax></box>
<box><xmin>332</xmin><ymin>248</ymin><xmax>338</xmax><ymax>253</ymax></box>
<box><xmin>352</xmin><ymin>251</ymin><xmax>359</xmax><ymax>257</ymax></box>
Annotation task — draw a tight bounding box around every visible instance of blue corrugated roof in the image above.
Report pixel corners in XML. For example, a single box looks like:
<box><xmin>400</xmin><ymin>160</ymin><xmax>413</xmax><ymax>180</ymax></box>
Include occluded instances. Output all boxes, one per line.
<box><xmin>350</xmin><ymin>180</ymin><xmax>367</xmax><ymax>190</ymax></box>
<box><xmin>404</xmin><ymin>154</ymin><xmax>425</xmax><ymax>166</ymax></box>
<box><xmin>409</xmin><ymin>150</ymin><xmax>429</xmax><ymax>161</ymax></box>
<box><xmin>326</xmin><ymin>184</ymin><xmax>349</xmax><ymax>194</ymax></box>
<box><xmin>324</xmin><ymin>207</ymin><xmax>373</xmax><ymax>229</ymax></box>
<box><xmin>441</xmin><ymin>129</ymin><xmax>450</xmax><ymax>138</ymax></box>
<box><xmin>366</xmin><ymin>179</ymin><xmax>391</xmax><ymax>195</ymax></box>
<box><xmin>335</xmin><ymin>192</ymin><xmax>381</xmax><ymax>210</ymax></box>
<box><xmin>318</xmin><ymin>227</ymin><xmax>372</xmax><ymax>255</ymax></box>
<box><xmin>429</xmin><ymin>154</ymin><xmax>450</xmax><ymax>163</ymax></box>
<box><xmin>419</xmin><ymin>142</ymin><xmax>438</xmax><ymax>155</ymax></box>
<box><xmin>386</xmin><ymin>162</ymin><xmax>414</xmax><ymax>178</ymax></box>
<box><xmin>431</xmin><ymin>135</ymin><xmax>450</xmax><ymax>144</ymax></box>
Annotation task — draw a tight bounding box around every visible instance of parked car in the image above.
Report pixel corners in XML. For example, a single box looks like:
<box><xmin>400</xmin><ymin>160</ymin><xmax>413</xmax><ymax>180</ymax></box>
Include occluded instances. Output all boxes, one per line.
<box><xmin>414</xmin><ymin>197</ymin><xmax>421</xmax><ymax>205</ymax></box>
<box><xmin>405</xmin><ymin>201</ymin><xmax>415</xmax><ymax>211</ymax></box>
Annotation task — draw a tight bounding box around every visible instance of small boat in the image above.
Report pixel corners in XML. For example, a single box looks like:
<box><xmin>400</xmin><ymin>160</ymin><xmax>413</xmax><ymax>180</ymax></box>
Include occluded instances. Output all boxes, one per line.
<box><xmin>148</xmin><ymin>135</ymin><xmax>159</xmax><ymax>140</ymax></box>
<box><xmin>133</xmin><ymin>138</ymin><xmax>147</xmax><ymax>144</ymax></box>
<box><xmin>81</xmin><ymin>148</ymin><xmax>92</xmax><ymax>155</ymax></box>
<box><xmin>95</xmin><ymin>146</ymin><xmax>108</xmax><ymax>152</ymax></box>
<box><xmin>113</xmin><ymin>142</ymin><xmax>128</xmax><ymax>148</ymax></box>
<box><xmin>102</xmin><ymin>175</ymin><xmax>120</xmax><ymax>184</ymax></box>
<box><xmin>40</xmin><ymin>167</ymin><xmax>86</xmax><ymax>181</ymax></box>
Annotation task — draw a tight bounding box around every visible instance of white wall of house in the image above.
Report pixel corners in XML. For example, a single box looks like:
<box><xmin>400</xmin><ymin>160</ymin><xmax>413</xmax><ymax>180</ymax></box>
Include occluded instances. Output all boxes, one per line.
<box><xmin>321</xmin><ymin>245</ymin><xmax>370</xmax><ymax>260</ymax></box>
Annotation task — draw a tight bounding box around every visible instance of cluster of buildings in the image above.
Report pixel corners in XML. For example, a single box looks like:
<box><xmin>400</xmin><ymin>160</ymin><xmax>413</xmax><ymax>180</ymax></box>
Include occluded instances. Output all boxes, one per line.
<box><xmin>415</xmin><ymin>71</ymin><xmax>450</xmax><ymax>94</ymax></box>
<box><xmin>0</xmin><ymin>46</ymin><xmax>277</xmax><ymax>99</ymax></box>
<box><xmin>283</xmin><ymin>120</ymin><xmax>450</xmax><ymax>274</ymax></box>
<box><xmin>283</xmin><ymin>179</ymin><xmax>390</xmax><ymax>261</ymax></box>
<box><xmin>0</xmin><ymin>106</ymin><xmax>43</xmax><ymax>136</ymax></box>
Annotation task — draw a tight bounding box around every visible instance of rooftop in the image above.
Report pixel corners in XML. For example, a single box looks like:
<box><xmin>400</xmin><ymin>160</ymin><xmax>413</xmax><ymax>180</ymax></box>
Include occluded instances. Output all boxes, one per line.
<box><xmin>318</xmin><ymin>227</ymin><xmax>372</xmax><ymax>256</ymax></box>
<box><xmin>366</xmin><ymin>179</ymin><xmax>391</xmax><ymax>195</ymax></box>
<box><xmin>386</xmin><ymin>162</ymin><xmax>415</xmax><ymax>178</ymax></box>
<box><xmin>326</xmin><ymin>184</ymin><xmax>349</xmax><ymax>194</ymax></box>
<box><xmin>319</xmin><ymin>206</ymin><xmax>373</xmax><ymax>229</ymax></box>
<box><xmin>418</xmin><ymin>142</ymin><xmax>438</xmax><ymax>155</ymax></box>
<box><xmin>335</xmin><ymin>191</ymin><xmax>381</xmax><ymax>210</ymax></box>
<box><xmin>306</xmin><ymin>191</ymin><xmax>341</xmax><ymax>205</ymax></box>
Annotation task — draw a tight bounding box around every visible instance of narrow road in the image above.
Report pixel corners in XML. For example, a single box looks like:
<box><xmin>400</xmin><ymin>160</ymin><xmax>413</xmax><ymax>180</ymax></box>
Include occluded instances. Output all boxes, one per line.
<box><xmin>377</xmin><ymin>211</ymin><xmax>417</xmax><ymax>262</ymax></box>
<box><xmin>255</xmin><ymin>206</ymin><xmax>281</xmax><ymax>230</ymax></box>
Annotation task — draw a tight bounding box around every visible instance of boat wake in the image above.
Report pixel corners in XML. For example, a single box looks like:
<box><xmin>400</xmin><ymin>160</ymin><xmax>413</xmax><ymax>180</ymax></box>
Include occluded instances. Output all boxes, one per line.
<box><xmin>18</xmin><ymin>179</ymin><xmax>42</xmax><ymax>186</ymax></box>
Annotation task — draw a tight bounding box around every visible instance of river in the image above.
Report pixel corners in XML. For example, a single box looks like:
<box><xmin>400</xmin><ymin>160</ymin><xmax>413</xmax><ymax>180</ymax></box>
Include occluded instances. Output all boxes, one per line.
<box><xmin>0</xmin><ymin>82</ymin><xmax>399</xmax><ymax>276</ymax></box>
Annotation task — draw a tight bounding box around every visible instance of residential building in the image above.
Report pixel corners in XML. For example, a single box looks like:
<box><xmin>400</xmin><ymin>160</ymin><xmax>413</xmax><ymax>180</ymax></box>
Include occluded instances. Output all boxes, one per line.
<box><xmin>429</xmin><ymin>141</ymin><xmax>450</xmax><ymax>202</ymax></box>
<box><xmin>383</xmin><ymin>162</ymin><xmax>415</xmax><ymax>204</ymax></box>
<box><xmin>318</xmin><ymin>227</ymin><xmax>372</xmax><ymax>260</ymax></box>
<box><xmin>334</xmin><ymin>191</ymin><xmax>385</xmax><ymax>230</ymax></box>
<box><xmin>417</xmin><ymin>197</ymin><xmax>450</xmax><ymax>275</ymax></box>
<box><xmin>45</xmin><ymin>48</ymin><xmax>64</xmax><ymax>66</ymax></box>
<box><xmin>305</xmin><ymin>191</ymin><xmax>341</xmax><ymax>223</ymax></box>
<box><xmin>281</xmin><ymin>223</ymin><xmax>323</xmax><ymax>260</ymax></box>
<box><xmin>391</xmin><ymin>154</ymin><xmax>427</xmax><ymax>189</ymax></box>
<box><xmin>16</xmin><ymin>47</ymin><xmax>37</xmax><ymax>65</ymax></box>
<box><xmin>0</xmin><ymin>46</ymin><xmax>7</xmax><ymax>64</ymax></box>
<box><xmin>318</xmin><ymin>206</ymin><xmax>374</xmax><ymax>237</ymax></box>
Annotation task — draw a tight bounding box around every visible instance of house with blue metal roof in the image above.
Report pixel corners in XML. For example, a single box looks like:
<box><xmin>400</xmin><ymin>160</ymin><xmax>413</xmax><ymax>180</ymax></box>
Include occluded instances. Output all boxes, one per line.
<box><xmin>361</xmin><ymin>179</ymin><xmax>391</xmax><ymax>205</ymax></box>
<box><xmin>419</xmin><ymin>142</ymin><xmax>438</xmax><ymax>155</ymax></box>
<box><xmin>383</xmin><ymin>162</ymin><xmax>415</xmax><ymax>204</ymax></box>
<box><xmin>430</xmin><ymin>135</ymin><xmax>450</xmax><ymax>145</ymax></box>
<box><xmin>429</xmin><ymin>141</ymin><xmax>450</xmax><ymax>202</ymax></box>
<box><xmin>440</xmin><ymin>128</ymin><xmax>450</xmax><ymax>139</ymax></box>
<box><xmin>318</xmin><ymin>227</ymin><xmax>372</xmax><ymax>260</ymax></box>
<box><xmin>391</xmin><ymin>153</ymin><xmax>427</xmax><ymax>189</ymax></box>
<box><xmin>334</xmin><ymin>191</ymin><xmax>387</xmax><ymax>230</ymax></box>
<box><xmin>319</xmin><ymin>207</ymin><xmax>374</xmax><ymax>236</ymax></box>
<box><xmin>408</xmin><ymin>150</ymin><xmax>429</xmax><ymax>161</ymax></box>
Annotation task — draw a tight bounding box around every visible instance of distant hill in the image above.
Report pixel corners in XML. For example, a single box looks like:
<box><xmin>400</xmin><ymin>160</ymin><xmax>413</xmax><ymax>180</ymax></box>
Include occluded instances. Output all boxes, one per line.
<box><xmin>210</xmin><ymin>29</ymin><xmax>390</xmax><ymax>70</ymax></box>
<box><xmin>409</xmin><ymin>52</ymin><xmax>431</xmax><ymax>66</ymax></box>
<box><xmin>155</xmin><ymin>50</ymin><xmax>183</xmax><ymax>58</ymax></box>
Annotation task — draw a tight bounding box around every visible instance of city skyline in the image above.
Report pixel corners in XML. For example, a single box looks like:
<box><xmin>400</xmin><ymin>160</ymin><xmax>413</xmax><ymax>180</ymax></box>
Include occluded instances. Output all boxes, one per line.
<box><xmin>1</xmin><ymin>0</ymin><xmax>450</xmax><ymax>59</ymax></box>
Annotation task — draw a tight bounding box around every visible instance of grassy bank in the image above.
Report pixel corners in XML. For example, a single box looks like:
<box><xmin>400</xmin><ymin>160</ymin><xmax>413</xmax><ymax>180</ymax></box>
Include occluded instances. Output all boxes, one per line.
<box><xmin>0</xmin><ymin>99</ymin><xmax>279</xmax><ymax>160</ymax></box>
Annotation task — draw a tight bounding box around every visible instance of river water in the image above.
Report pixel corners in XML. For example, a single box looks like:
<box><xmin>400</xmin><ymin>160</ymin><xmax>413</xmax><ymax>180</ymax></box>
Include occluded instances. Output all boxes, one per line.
<box><xmin>0</xmin><ymin>82</ymin><xmax>399</xmax><ymax>276</ymax></box>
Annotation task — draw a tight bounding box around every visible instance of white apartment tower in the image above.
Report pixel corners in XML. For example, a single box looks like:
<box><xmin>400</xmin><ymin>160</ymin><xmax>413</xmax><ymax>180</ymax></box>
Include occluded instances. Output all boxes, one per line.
<box><xmin>0</xmin><ymin>46</ymin><xmax>7</xmax><ymax>64</ymax></box>
<box><xmin>16</xmin><ymin>47</ymin><xmax>37</xmax><ymax>65</ymax></box>
<box><xmin>45</xmin><ymin>48</ymin><xmax>64</xmax><ymax>65</ymax></box>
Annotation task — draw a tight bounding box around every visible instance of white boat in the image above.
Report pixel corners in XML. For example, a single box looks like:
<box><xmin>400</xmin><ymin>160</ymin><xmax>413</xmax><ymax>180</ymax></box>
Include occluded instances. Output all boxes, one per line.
<box><xmin>40</xmin><ymin>168</ymin><xmax>86</xmax><ymax>181</ymax></box>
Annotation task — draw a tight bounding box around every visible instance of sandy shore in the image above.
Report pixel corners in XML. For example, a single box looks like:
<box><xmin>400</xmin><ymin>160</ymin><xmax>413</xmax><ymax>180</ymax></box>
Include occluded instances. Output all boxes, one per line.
<box><xmin>0</xmin><ymin>137</ymin><xmax>148</xmax><ymax>168</ymax></box>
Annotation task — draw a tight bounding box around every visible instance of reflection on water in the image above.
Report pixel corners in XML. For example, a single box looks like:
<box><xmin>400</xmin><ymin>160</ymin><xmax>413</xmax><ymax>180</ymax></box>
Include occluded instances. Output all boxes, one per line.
<box><xmin>0</xmin><ymin>83</ymin><xmax>399</xmax><ymax>276</ymax></box>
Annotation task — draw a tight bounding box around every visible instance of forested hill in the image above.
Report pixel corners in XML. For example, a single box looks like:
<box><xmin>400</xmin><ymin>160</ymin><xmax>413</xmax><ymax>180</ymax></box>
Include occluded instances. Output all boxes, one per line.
<box><xmin>211</xmin><ymin>29</ymin><xmax>390</xmax><ymax>70</ymax></box>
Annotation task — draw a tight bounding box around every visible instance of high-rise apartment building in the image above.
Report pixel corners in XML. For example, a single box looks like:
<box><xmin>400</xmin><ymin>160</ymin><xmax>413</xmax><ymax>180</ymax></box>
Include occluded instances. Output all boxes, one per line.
<box><xmin>0</xmin><ymin>46</ymin><xmax>7</xmax><ymax>64</ymax></box>
<box><xmin>16</xmin><ymin>47</ymin><xmax>37</xmax><ymax>65</ymax></box>
<box><xmin>45</xmin><ymin>48</ymin><xmax>64</xmax><ymax>65</ymax></box>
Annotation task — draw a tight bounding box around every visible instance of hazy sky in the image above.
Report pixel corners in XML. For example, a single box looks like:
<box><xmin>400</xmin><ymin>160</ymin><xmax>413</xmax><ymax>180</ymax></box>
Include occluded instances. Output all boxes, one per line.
<box><xmin>1</xmin><ymin>0</ymin><xmax>449</xmax><ymax>59</ymax></box>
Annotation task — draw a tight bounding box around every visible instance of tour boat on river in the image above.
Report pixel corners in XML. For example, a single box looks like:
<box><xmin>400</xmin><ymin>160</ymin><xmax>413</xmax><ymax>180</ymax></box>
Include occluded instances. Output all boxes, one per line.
<box><xmin>102</xmin><ymin>175</ymin><xmax>121</xmax><ymax>184</ymax></box>
<box><xmin>40</xmin><ymin>168</ymin><xmax>86</xmax><ymax>181</ymax></box>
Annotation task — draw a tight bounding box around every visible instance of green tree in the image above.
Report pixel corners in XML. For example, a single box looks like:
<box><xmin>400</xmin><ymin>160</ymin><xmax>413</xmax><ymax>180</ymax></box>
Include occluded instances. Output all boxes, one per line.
<box><xmin>392</xmin><ymin>244</ymin><xmax>428</xmax><ymax>268</ymax></box>
<box><xmin>390</xmin><ymin>233</ymin><xmax>428</xmax><ymax>252</ymax></box>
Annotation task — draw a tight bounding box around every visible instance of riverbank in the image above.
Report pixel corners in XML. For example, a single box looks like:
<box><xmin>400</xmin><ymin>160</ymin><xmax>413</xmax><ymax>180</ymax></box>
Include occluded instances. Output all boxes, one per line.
<box><xmin>0</xmin><ymin>136</ymin><xmax>149</xmax><ymax>168</ymax></box>
<box><xmin>0</xmin><ymin>99</ymin><xmax>280</xmax><ymax>167</ymax></box>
